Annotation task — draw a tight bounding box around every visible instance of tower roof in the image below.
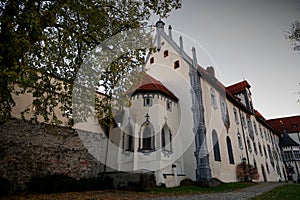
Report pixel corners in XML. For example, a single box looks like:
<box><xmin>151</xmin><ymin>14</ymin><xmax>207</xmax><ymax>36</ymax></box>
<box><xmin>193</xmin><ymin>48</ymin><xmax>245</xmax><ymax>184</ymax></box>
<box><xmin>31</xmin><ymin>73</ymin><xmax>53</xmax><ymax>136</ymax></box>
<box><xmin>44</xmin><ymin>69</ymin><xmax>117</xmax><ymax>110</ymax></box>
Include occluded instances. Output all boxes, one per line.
<box><xmin>226</xmin><ymin>80</ymin><xmax>251</xmax><ymax>95</ymax></box>
<box><xmin>129</xmin><ymin>73</ymin><xmax>178</xmax><ymax>102</ymax></box>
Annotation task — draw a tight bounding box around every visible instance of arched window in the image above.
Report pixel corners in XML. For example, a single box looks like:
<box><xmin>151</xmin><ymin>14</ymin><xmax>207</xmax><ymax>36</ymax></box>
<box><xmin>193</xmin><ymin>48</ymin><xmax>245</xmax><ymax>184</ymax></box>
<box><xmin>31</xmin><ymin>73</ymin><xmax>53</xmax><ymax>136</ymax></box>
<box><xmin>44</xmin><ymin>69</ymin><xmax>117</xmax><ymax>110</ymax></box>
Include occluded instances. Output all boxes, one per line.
<box><xmin>253</xmin><ymin>157</ymin><xmax>257</xmax><ymax>169</ymax></box>
<box><xmin>247</xmin><ymin>137</ymin><xmax>252</xmax><ymax>152</ymax></box>
<box><xmin>212</xmin><ymin>130</ymin><xmax>221</xmax><ymax>161</ymax></box>
<box><xmin>247</xmin><ymin>115</ymin><xmax>254</xmax><ymax>140</ymax></box>
<box><xmin>150</xmin><ymin>57</ymin><xmax>154</xmax><ymax>64</ymax></box>
<box><xmin>174</xmin><ymin>60</ymin><xmax>180</xmax><ymax>69</ymax></box>
<box><xmin>237</xmin><ymin>132</ymin><xmax>243</xmax><ymax>149</ymax></box>
<box><xmin>139</xmin><ymin>114</ymin><xmax>155</xmax><ymax>152</ymax></box>
<box><xmin>226</xmin><ymin>136</ymin><xmax>235</xmax><ymax>164</ymax></box>
<box><xmin>123</xmin><ymin>124</ymin><xmax>134</xmax><ymax>152</ymax></box>
<box><xmin>161</xmin><ymin>123</ymin><xmax>172</xmax><ymax>152</ymax></box>
<box><xmin>263</xmin><ymin>145</ymin><xmax>268</xmax><ymax>159</ymax></box>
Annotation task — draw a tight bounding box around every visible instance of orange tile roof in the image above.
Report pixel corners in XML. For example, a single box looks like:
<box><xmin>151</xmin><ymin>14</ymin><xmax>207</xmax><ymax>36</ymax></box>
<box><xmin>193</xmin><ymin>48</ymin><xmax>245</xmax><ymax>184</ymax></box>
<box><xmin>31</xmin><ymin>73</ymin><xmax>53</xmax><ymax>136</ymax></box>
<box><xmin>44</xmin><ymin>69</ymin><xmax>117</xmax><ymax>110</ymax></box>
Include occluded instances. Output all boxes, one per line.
<box><xmin>226</xmin><ymin>80</ymin><xmax>251</xmax><ymax>95</ymax></box>
<box><xmin>268</xmin><ymin>116</ymin><xmax>300</xmax><ymax>133</ymax></box>
<box><xmin>130</xmin><ymin>73</ymin><xmax>178</xmax><ymax>101</ymax></box>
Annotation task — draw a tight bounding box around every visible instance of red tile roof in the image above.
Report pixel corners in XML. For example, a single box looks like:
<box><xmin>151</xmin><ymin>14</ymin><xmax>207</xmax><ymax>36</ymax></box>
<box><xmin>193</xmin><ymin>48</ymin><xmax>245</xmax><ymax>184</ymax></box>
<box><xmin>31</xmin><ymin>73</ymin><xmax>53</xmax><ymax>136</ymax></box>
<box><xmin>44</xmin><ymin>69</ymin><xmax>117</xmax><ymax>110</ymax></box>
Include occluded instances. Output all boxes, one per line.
<box><xmin>130</xmin><ymin>73</ymin><xmax>178</xmax><ymax>101</ymax></box>
<box><xmin>268</xmin><ymin>116</ymin><xmax>300</xmax><ymax>133</ymax></box>
<box><xmin>226</xmin><ymin>80</ymin><xmax>251</xmax><ymax>95</ymax></box>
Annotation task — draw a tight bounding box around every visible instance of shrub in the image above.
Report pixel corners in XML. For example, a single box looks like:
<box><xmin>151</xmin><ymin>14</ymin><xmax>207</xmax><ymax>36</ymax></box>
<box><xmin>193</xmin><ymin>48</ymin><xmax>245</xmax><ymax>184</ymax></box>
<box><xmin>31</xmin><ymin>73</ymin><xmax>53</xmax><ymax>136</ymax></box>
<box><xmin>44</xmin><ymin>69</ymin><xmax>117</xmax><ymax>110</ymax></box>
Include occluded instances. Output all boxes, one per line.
<box><xmin>236</xmin><ymin>162</ymin><xmax>259</xmax><ymax>182</ymax></box>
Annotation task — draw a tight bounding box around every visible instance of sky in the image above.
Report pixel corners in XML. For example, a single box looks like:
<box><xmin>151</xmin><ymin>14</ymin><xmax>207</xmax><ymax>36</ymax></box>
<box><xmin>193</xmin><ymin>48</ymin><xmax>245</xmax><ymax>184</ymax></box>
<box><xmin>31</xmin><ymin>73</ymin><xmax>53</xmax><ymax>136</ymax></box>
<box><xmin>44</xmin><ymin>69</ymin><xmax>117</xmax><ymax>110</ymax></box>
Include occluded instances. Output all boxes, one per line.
<box><xmin>153</xmin><ymin>0</ymin><xmax>300</xmax><ymax>119</ymax></box>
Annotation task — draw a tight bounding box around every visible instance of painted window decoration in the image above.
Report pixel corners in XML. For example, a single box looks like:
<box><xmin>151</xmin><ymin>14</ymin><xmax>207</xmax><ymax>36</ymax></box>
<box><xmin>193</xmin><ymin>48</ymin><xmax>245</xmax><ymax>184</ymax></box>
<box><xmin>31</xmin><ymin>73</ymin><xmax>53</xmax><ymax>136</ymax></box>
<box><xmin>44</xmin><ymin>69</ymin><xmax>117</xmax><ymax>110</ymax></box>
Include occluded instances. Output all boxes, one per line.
<box><xmin>210</xmin><ymin>88</ymin><xmax>218</xmax><ymax>110</ymax></box>
<box><xmin>253</xmin><ymin>121</ymin><xmax>258</xmax><ymax>135</ymax></box>
<box><xmin>253</xmin><ymin>140</ymin><xmax>258</xmax><ymax>154</ymax></box>
<box><xmin>226</xmin><ymin>136</ymin><xmax>235</xmax><ymax>164</ymax></box>
<box><xmin>241</xmin><ymin>114</ymin><xmax>246</xmax><ymax>128</ymax></box>
<box><xmin>233</xmin><ymin>108</ymin><xmax>239</xmax><ymax>124</ymax></box>
<box><xmin>212</xmin><ymin>130</ymin><xmax>221</xmax><ymax>161</ymax></box>
<box><xmin>237</xmin><ymin>132</ymin><xmax>243</xmax><ymax>150</ymax></box>
<box><xmin>268</xmin><ymin>145</ymin><xmax>275</xmax><ymax>167</ymax></box>
<box><xmin>247</xmin><ymin>137</ymin><xmax>252</xmax><ymax>152</ymax></box>
<box><xmin>139</xmin><ymin>114</ymin><xmax>155</xmax><ymax>152</ymax></box>
<box><xmin>123</xmin><ymin>122</ymin><xmax>134</xmax><ymax>152</ymax></box>
<box><xmin>143</xmin><ymin>96</ymin><xmax>152</xmax><ymax>107</ymax></box>
<box><xmin>263</xmin><ymin>145</ymin><xmax>268</xmax><ymax>159</ymax></box>
<box><xmin>161</xmin><ymin>123</ymin><xmax>172</xmax><ymax>152</ymax></box>
<box><xmin>258</xmin><ymin>141</ymin><xmax>263</xmax><ymax>156</ymax></box>
<box><xmin>220</xmin><ymin>95</ymin><xmax>230</xmax><ymax>132</ymax></box>
<box><xmin>247</xmin><ymin>115</ymin><xmax>254</xmax><ymax>140</ymax></box>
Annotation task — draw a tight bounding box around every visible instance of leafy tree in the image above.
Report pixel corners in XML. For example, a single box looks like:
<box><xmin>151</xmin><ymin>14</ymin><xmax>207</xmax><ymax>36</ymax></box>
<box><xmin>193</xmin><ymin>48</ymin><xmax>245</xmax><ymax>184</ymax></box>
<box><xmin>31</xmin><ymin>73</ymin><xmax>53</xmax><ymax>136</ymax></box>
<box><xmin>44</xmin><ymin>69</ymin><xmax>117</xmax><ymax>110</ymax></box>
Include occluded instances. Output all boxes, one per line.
<box><xmin>287</xmin><ymin>20</ymin><xmax>300</xmax><ymax>52</ymax></box>
<box><xmin>0</xmin><ymin>0</ymin><xmax>182</xmax><ymax>124</ymax></box>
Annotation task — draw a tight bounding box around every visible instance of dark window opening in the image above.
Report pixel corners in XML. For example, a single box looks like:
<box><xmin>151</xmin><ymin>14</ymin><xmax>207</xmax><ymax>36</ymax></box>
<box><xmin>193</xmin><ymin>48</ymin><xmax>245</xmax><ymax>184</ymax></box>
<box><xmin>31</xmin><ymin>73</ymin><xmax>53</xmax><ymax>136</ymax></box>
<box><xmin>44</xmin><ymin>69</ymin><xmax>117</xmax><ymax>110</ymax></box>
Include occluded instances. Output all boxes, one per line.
<box><xmin>174</xmin><ymin>60</ymin><xmax>180</xmax><ymax>69</ymax></box>
<box><xmin>144</xmin><ymin>97</ymin><xmax>152</xmax><ymax>107</ymax></box>
<box><xmin>150</xmin><ymin>57</ymin><xmax>154</xmax><ymax>64</ymax></box>
<box><xmin>227</xmin><ymin>136</ymin><xmax>235</xmax><ymax>164</ymax></box>
<box><xmin>212</xmin><ymin>130</ymin><xmax>221</xmax><ymax>161</ymax></box>
<box><xmin>163</xmin><ymin>50</ymin><xmax>169</xmax><ymax>57</ymax></box>
<box><xmin>166</xmin><ymin>101</ymin><xmax>172</xmax><ymax>111</ymax></box>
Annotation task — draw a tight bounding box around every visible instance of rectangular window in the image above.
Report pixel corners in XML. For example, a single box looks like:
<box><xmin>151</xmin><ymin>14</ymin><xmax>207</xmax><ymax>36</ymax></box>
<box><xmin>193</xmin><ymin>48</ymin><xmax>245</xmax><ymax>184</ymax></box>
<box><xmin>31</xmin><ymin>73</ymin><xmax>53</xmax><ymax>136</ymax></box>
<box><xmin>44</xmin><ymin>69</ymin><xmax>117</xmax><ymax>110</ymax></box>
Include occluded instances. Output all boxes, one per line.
<box><xmin>144</xmin><ymin>97</ymin><xmax>152</xmax><ymax>107</ymax></box>
<box><xmin>166</xmin><ymin>101</ymin><xmax>172</xmax><ymax>111</ymax></box>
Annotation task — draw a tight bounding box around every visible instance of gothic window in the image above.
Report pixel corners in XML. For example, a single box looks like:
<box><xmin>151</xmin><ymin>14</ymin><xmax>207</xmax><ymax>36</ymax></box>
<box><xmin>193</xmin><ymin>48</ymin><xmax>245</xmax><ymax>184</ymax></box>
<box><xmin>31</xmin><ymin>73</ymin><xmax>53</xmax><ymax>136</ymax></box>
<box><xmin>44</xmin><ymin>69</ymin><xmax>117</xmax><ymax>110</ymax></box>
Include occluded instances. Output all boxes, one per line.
<box><xmin>259</xmin><ymin>125</ymin><xmax>263</xmax><ymax>139</ymax></box>
<box><xmin>143</xmin><ymin>96</ymin><xmax>152</xmax><ymax>107</ymax></box>
<box><xmin>220</xmin><ymin>96</ymin><xmax>230</xmax><ymax>131</ymax></box>
<box><xmin>264</xmin><ymin>145</ymin><xmax>268</xmax><ymax>159</ymax></box>
<box><xmin>123</xmin><ymin>123</ymin><xmax>134</xmax><ymax>152</ymax></box>
<box><xmin>210</xmin><ymin>89</ymin><xmax>217</xmax><ymax>109</ymax></box>
<box><xmin>174</xmin><ymin>60</ymin><xmax>180</xmax><ymax>69</ymax></box>
<box><xmin>258</xmin><ymin>141</ymin><xmax>263</xmax><ymax>156</ymax></box>
<box><xmin>139</xmin><ymin>114</ymin><xmax>155</xmax><ymax>152</ymax></box>
<box><xmin>253</xmin><ymin>121</ymin><xmax>258</xmax><ymax>135</ymax></box>
<box><xmin>253</xmin><ymin>140</ymin><xmax>258</xmax><ymax>154</ymax></box>
<box><xmin>233</xmin><ymin>108</ymin><xmax>239</xmax><ymax>124</ymax></box>
<box><xmin>163</xmin><ymin>50</ymin><xmax>169</xmax><ymax>57</ymax></box>
<box><xmin>241</xmin><ymin>114</ymin><xmax>246</xmax><ymax>128</ymax></box>
<box><xmin>253</xmin><ymin>157</ymin><xmax>257</xmax><ymax>169</ymax></box>
<box><xmin>266</xmin><ymin>162</ymin><xmax>270</xmax><ymax>174</ymax></box>
<box><xmin>226</xmin><ymin>136</ymin><xmax>235</xmax><ymax>164</ymax></box>
<box><xmin>247</xmin><ymin>137</ymin><xmax>252</xmax><ymax>152</ymax></box>
<box><xmin>161</xmin><ymin>123</ymin><xmax>172</xmax><ymax>152</ymax></box>
<box><xmin>268</xmin><ymin>145</ymin><xmax>274</xmax><ymax>167</ymax></box>
<box><xmin>247</xmin><ymin>115</ymin><xmax>254</xmax><ymax>140</ymax></box>
<box><xmin>212</xmin><ymin>130</ymin><xmax>221</xmax><ymax>161</ymax></box>
<box><xmin>237</xmin><ymin>132</ymin><xmax>243</xmax><ymax>150</ymax></box>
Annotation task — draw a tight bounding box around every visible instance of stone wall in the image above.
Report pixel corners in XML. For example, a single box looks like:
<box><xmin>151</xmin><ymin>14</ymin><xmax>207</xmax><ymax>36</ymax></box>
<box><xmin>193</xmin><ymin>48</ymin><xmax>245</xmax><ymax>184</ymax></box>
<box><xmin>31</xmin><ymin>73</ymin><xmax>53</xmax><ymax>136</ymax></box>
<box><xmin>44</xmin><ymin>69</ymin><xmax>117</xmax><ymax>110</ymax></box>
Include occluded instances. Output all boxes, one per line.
<box><xmin>0</xmin><ymin>118</ymin><xmax>105</xmax><ymax>192</ymax></box>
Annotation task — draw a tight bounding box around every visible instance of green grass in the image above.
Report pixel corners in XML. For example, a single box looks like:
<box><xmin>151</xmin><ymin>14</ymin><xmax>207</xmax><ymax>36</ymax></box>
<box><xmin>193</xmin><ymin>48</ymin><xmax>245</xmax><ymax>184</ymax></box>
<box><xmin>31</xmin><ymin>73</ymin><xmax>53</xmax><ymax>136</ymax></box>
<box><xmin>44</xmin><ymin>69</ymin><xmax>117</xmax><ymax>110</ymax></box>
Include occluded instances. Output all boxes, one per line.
<box><xmin>250</xmin><ymin>184</ymin><xmax>300</xmax><ymax>200</ymax></box>
<box><xmin>148</xmin><ymin>180</ymin><xmax>255</xmax><ymax>196</ymax></box>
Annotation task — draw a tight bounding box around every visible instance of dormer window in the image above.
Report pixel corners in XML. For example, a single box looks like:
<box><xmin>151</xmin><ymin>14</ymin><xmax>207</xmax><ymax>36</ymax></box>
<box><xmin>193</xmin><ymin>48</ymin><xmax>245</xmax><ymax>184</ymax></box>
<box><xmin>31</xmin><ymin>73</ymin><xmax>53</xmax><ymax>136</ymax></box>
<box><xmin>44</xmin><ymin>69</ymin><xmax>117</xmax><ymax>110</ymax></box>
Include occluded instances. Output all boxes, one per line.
<box><xmin>163</xmin><ymin>50</ymin><xmax>169</xmax><ymax>57</ymax></box>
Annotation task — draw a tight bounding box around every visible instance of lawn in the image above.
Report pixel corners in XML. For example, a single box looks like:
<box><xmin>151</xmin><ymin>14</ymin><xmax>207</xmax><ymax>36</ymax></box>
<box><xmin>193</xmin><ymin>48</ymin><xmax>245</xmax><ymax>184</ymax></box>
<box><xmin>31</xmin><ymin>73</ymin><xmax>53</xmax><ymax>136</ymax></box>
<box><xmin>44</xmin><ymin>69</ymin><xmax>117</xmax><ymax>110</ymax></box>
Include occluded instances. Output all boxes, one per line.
<box><xmin>1</xmin><ymin>181</ymin><xmax>254</xmax><ymax>200</ymax></box>
<box><xmin>250</xmin><ymin>184</ymin><xmax>300</xmax><ymax>200</ymax></box>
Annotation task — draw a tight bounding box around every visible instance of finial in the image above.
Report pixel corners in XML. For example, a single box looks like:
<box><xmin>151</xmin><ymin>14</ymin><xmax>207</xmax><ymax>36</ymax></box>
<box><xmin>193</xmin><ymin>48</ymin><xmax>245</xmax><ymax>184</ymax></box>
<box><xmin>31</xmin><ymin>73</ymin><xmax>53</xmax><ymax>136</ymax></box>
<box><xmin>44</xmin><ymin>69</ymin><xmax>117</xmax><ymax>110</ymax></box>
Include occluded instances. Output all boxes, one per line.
<box><xmin>145</xmin><ymin>113</ymin><xmax>150</xmax><ymax>122</ymax></box>
<box><xmin>179</xmin><ymin>36</ymin><xmax>183</xmax><ymax>53</ymax></box>
<box><xmin>168</xmin><ymin>25</ymin><xmax>172</xmax><ymax>39</ymax></box>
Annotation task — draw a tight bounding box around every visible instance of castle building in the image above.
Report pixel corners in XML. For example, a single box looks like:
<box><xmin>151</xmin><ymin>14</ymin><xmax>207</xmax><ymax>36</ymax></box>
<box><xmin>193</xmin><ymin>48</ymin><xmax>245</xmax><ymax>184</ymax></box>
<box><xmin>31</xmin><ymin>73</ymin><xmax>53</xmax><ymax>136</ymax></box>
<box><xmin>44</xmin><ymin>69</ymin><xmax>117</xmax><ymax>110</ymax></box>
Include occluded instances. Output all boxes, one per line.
<box><xmin>97</xmin><ymin>21</ymin><xmax>288</xmax><ymax>187</ymax></box>
<box><xmin>6</xmin><ymin>21</ymin><xmax>297</xmax><ymax>189</ymax></box>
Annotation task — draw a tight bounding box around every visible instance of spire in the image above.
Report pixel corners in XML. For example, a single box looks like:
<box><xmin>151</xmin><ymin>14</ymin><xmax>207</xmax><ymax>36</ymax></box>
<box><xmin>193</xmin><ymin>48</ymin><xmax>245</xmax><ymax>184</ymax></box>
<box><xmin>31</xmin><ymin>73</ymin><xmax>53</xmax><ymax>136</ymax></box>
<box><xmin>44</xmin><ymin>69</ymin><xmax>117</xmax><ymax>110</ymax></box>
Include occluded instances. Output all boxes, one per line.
<box><xmin>156</xmin><ymin>20</ymin><xmax>165</xmax><ymax>52</ymax></box>
<box><xmin>168</xmin><ymin>25</ymin><xmax>173</xmax><ymax>39</ymax></box>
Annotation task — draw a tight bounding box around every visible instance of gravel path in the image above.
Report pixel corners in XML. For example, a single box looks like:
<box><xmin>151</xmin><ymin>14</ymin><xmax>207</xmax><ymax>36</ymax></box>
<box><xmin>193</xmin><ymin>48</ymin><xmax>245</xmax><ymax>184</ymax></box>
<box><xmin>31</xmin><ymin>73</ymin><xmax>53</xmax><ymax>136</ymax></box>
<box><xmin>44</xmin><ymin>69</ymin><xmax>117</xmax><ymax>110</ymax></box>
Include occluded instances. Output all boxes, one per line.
<box><xmin>144</xmin><ymin>182</ymin><xmax>285</xmax><ymax>200</ymax></box>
